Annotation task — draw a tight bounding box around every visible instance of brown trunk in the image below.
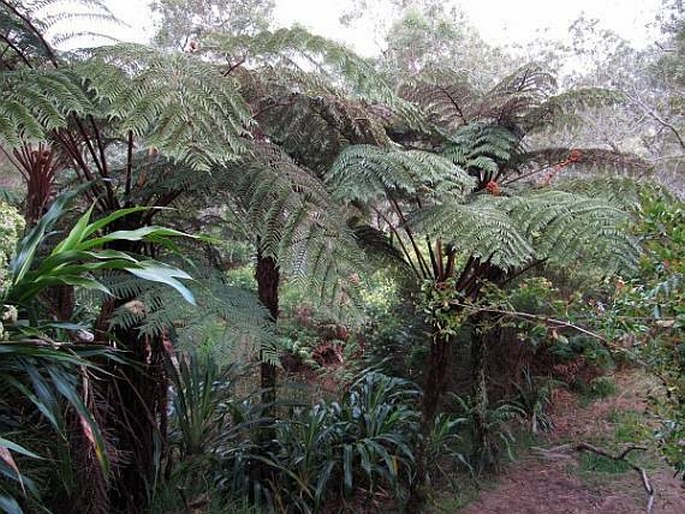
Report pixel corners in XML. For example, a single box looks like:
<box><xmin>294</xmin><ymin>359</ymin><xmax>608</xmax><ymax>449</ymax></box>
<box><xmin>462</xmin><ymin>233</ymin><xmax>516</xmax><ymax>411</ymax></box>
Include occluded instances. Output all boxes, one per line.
<box><xmin>98</xmin><ymin>223</ymin><xmax>168</xmax><ymax>514</ymax></box>
<box><xmin>256</xmin><ymin>250</ymin><xmax>279</xmax><ymax>412</ymax></box>
<box><xmin>420</xmin><ymin>333</ymin><xmax>452</xmax><ymax>430</ymax></box>
<box><xmin>409</xmin><ymin>332</ymin><xmax>452</xmax><ymax>511</ymax></box>
<box><xmin>107</xmin><ymin>329</ymin><xmax>167</xmax><ymax>513</ymax></box>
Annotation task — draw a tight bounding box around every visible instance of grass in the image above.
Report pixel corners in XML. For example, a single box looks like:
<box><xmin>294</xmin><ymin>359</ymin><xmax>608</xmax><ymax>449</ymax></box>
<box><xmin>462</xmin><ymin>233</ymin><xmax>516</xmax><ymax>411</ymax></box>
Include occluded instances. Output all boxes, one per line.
<box><xmin>426</xmin><ymin>476</ymin><xmax>492</xmax><ymax>513</ymax></box>
<box><xmin>578</xmin><ymin>375</ymin><xmax>618</xmax><ymax>407</ymax></box>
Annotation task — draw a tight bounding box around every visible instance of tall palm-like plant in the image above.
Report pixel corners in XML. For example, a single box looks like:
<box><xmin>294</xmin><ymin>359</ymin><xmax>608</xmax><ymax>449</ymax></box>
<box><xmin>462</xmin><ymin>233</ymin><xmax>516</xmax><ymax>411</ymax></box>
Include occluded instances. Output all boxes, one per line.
<box><xmin>0</xmin><ymin>189</ymin><xmax>195</xmax><ymax>513</ymax></box>
<box><xmin>0</xmin><ymin>2</ymin><xmax>254</xmax><ymax>509</ymax></box>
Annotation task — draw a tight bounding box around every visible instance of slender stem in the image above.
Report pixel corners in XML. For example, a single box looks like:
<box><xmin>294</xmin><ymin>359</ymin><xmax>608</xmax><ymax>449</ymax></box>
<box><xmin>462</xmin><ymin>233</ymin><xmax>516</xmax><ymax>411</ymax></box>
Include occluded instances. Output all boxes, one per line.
<box><xmin>0</xmin><ymin>146</ymin><xmax>24</xmax><ymax>178</ymax></box>
<box><xmin>371</xmin><ymin>206</ymin><xmax>423</xmax><ymax>280</ymax></box>
<box><xmin>125</xmin><ymin>130</ymin><xmax>134</xmax><ymax>207</ymax></box>
<box><xmin>0</xmin><ymin>1</ymin><xmax>59</xmax><ymax>68</ymax></box>
<box><xmin>0</xmin><ymin>33</ymin><xmax>32</xmax><ymax>67</ymax></box>
<box><xmin>452</xmin><ymin>302</ymin><xmax>609</xmax><ymax>343</ymax></box>
<box><xmin>388</xmin><ymin>196</ymin><xmax>432</xmax><ymax>278</ymax></box>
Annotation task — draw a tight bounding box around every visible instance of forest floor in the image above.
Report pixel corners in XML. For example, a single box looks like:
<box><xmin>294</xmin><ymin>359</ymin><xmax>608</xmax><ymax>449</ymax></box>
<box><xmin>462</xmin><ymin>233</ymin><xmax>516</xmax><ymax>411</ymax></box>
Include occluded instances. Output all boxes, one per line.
<box><xmin>443</xmin><ymin>370</ymin><xmax>685</xmax><ymax>513</ymax></box>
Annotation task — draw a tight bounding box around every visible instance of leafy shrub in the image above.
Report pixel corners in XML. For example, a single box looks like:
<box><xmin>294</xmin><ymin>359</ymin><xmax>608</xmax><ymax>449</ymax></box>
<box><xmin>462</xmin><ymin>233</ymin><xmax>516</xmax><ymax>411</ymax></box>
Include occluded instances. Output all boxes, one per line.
<box><xmin>267</xmin><ymin>371</ymin><xmax>421</xmax><ymax>511</ymax></box>
<box><xmin>161</xmin><ymin>364</ymin><xmax>424</xmax><ymax>513</ymax></box>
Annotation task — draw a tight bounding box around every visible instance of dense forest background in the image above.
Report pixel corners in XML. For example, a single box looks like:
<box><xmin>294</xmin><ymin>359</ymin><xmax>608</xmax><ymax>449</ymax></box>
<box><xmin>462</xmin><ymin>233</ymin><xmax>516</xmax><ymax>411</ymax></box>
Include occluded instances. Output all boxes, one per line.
<box><xmin>0</xmin><ymin>0</ymin><xmax>683</xmax><ymax>513</ymax></box>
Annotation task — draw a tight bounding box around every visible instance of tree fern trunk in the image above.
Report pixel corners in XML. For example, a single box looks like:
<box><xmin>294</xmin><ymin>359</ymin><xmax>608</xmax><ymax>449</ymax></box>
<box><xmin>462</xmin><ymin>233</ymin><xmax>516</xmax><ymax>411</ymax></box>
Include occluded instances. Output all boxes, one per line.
<box><xmin>409</xmin><ymin>332</ymin><xmax>452</xmax><ymax>511</ymax></box>
<box><xmin>106</xmin><ymin>313</ymin><xmax>168</xmax><ymax>513</ymax></box>
<box><xmin>421</xmin><ymin>333</ymin><xmax>452</xmax><ymax>428</ymax></box>
<box><xmin>471</xmin><ymin>324</ymin><xmax>490</xmax><ymax>468</ymax></box>
<box><xmin>256</xmin><ymin>249</ymin><xmax>279</xmax><ymax>412</ymax></box>
<box><xmin>98</xmin><ymin>220</ymin><xmax>167</xmax><ymax>514</ymax></box>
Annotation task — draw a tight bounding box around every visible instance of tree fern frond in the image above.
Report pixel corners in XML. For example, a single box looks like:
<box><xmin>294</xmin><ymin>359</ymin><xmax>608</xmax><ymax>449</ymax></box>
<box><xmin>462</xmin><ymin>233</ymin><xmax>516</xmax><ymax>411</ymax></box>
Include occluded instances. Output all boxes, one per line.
<box><xmin>76</xmin><ymin>44</ymin><xmax>254</xmax><ymax>170</ymax></box>
<box><xmin>398</xmin><ymin>72</ymin><xmax>478</xmax><ymax>132</ymax></box>
<box><xmin>553</xmin><ymin>177</ymin><xmax>651</xmax><ymax>210</ymax></box>
<box><xmin>480</xmin><ymin>64</ymin><xmax>556</xmax><ymax>126</ymax></box>
<box><xmin>100</xmin><ymin>268</ymin><xmax>277</xmax><ymax>366</ymax></box>
<box><xmin>521</xmin><ymin>87</ymin><xmax>626</xmax><ymax>132</ymax></box>
<box><xmin>206</xmin><ymin>26</ymin><xmax>419</xmax><ymax>120</ymax></box>
<box><xmin>503</xmin><ymin>189</ymin><xmax>639</xmax><ymax>270</ymax></box>
<box><xmin>411</xmin><ymin>198</ymin><xmax>534</xmax><ymax>270</ymax></box>
<box><xmin>517</xmin><ymin>147</ymin><xmax>652</xmax><ymax>175</ymax></box>
<box><xmin>327</xmin><ymin>144</ymin><xmax>474</xmax><ymax>204</ymax></box>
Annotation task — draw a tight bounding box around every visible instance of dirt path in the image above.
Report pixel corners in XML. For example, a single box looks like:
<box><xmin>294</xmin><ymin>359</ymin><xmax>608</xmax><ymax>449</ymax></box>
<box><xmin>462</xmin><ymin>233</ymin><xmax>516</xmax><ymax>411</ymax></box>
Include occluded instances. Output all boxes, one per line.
<box><xmin>459</xmin><ymin>371</ymin><xmax>685</xmax><ymax>514</ymax></box>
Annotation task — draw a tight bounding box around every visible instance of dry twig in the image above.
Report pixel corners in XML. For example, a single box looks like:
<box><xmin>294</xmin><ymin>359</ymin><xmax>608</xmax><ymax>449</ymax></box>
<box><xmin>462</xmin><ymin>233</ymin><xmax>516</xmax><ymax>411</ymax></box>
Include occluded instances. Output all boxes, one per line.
<box><xmin>575</xmin><ymin>442</ymin><xmax>654</xmax><ymax>514</ymax></box>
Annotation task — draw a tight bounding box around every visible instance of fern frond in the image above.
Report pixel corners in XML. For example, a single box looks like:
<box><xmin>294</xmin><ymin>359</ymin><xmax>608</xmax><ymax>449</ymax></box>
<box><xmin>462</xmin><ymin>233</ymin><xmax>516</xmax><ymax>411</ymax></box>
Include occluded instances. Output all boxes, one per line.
<box><xmin>503</xmin><ymin>189</ymin><xmax>639</xmax><ymax>270</ymax></box>
<box><xmin>0</xmin><ymin>68</ymin><xmax>96</xmax><ymax>145</ymax></box>
<box><xmin>480</xmin><ymin>64</ymin><xmax>556</xmax><ymax>126</ymax></box>
<box><xmin>411</xmin><ymin>197</ymin><xmax>534</xmax><ymax>270</ymax></box>
<box><xmin>207</xmin><ymin>26</ymin><xmax>417</xmax><ymax>116</ymax></box>
<box><xmin>398</xmin><ymin>72</ymin><xmax>478</xmax><ymax>132</ymax></box>
<box><xmin>443</xmin><ymin>124</ymin><xmax>520</xmax><ymax>185</ymax></box>
<box><xmin>521</xmin><ymin>87</ymin><xmax>626</xmax><ymax>132</ymax></box>
<box><xmin>327</xmin><ymin>144</ymin><xmax>474</xmax><ymax>204</ymax></box>
<box><xmin>517</xmin><ymin>147</ymin><xmax>652</xmax><ymax>175</ymax></box>
<box><xmin>220</xmin><ymin>142</ymin><xmax>365</xmax><ymax>309</ymax></box>
<box><xmin>77</xmin><ymin>44</ymin><xmax>253</xmax><ymax>170</ymax></box>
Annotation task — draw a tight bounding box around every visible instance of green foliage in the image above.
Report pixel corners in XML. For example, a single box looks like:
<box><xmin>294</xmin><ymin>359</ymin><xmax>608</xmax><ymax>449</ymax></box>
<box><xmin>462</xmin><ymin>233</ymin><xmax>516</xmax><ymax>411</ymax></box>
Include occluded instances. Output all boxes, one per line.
<box><xmin>578</xmin><ymin>452</ymin><xmax>632</xmax><ymax>474</ymax></box>
<box><xmin>161</xmin><ymin>364</ymin><xmax>426</xmax><ymax>512</ymax></box>
<box><xmin>268</xmin><ymin>372</ymin><xmax>421</xmax><ymax>510</ymax></box>
<box><xmin>600</xmin><ymin>192</ymin><xmax>685</xmax><ymax>475</ymax></box>
<box><xmin>452</xmin><ymin>394</ymin><xmax>525</xmax><ymax>473</ymax></box>
<box><xmin>0</xmin><ymin>189</ymin><xmax>200</xmax><ymax>513</ymax></box>
<box><xmin>0</xmin><ymin>202</ymin><xmax>24</xmax><ymax>296</ymax></box>
<box><xmin>5</xmin><ymin>191</ymin><xmax>195</xmax><ymax>305</ymax></box>
<box><xmin>512</xmin><ymin>368</ymin><xmax>556</xmax><ymax>434</ymax></box>
<box><xmin>584</xmin><ymin>376</ymin><xmax>618</xmax><ymax>401</ymax></box>
<box><xmin>329</xmin><ymin>144</ymin><xmax>474</xmax><ymax>205</ymax></box>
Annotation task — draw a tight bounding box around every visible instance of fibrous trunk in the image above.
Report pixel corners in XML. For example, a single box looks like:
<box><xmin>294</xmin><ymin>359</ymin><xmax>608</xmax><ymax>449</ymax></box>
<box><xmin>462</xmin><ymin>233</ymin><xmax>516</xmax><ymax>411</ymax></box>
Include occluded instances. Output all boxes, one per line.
<box><xmin>471</xmin><ymin>324</ymin><xmax>490</xmax><ymax>468</ymax></box>
<box><xmin>256</xmin><ymin>250</ymin><xmax>279</xmax><ymax>412</ymax></box>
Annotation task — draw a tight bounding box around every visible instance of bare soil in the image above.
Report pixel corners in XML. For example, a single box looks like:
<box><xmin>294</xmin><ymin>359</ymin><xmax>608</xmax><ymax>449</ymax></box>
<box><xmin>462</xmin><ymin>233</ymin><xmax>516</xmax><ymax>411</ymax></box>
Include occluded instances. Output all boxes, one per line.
<box><xmin>459</xmin><ymin>371</ymin><xmax>685</xmax><ymax>514</ymax></box>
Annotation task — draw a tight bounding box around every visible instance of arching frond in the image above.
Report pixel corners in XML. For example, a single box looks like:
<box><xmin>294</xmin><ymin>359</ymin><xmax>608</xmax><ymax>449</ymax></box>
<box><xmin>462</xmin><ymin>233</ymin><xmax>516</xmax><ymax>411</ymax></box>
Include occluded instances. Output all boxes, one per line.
<box><xmin>521</xmin><ymin>87</ymin><xmax>626</xmax><ymax>133</ymax></box>
<box><xmin>442</xmin><ymin>124</ymin><xmax>521</xmax><ymax>186</ymax></box>
<box><xmin>0</xmin><ymin>0</ymin><xmax>117</xmax><ymax>66</ymax></box>
<box><xmin>411</xmin><ymin>189</ymin><xmax>637</xmax><ymax>274</ymax></box>
<box><xmin>100</xmin><ymin>269</ymin><xmax>278</xmax><ymax>366</ymax></box>
<box><xmin>327</xmin><ymin>144</ymin><xmax>474</xmax><ymax>204</ymax></box>
<box><xmin>480</xmin><ymin>64</ymin><xmax>556</xmax><ymax>127</ymax></box>
<box><xmin>250</xmin><ymin>89</ymin><xmax>388</xmax><ymax>173</ymax></box>
<box><xmin>77</xmin><ymin>44</ymin><xmax>253</xmax><ymax>170</ymax></box>
<box><xmin>398</xmin><ymin>71</ymin><xmax>479</xmax><ymax>132</ymax></box>
<box><xmin>504</xmin><ymin>189</ymin><xmax>639</xmax><ymax>270</ymax></box>
<box><xmin>206</xmin><ymin>26</ymin><xmax>420</xmax><ymax>123</ymax></box>
<box><xmin>515</xmin><ymin>147</ymin><xmax>652</xmax><ymax>176</ymax></box>
<box><xmin>0</xmin><ymin>67</ymin><xmax>96</xmax><ymax>146</ymax></box>
<box><xmin>411</xmin><ymin>198</ymin><xmax>534</xmax><ymax>270</ymax></box>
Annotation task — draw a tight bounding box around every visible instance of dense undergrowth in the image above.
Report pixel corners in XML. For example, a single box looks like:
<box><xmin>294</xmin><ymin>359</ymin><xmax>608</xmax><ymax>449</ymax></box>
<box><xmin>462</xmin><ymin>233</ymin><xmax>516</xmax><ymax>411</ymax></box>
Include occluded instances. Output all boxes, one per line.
<box><xmin>0</xmin><ymin>1</ymin><xmax>684</xmax><ymax>513</ymax></box>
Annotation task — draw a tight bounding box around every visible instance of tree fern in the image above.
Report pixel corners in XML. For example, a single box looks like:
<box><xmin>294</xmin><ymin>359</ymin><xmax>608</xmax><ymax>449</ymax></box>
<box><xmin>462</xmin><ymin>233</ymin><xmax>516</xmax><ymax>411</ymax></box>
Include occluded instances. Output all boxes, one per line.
<box><xmin>206</xmin><ymin>26</ymin><xmax>420</xmax><ymax>122</ymax></box>
<box><xmin>223</xmin><ymin>142</ymin><xmax>364</xmax><ymax>308</ymax></box>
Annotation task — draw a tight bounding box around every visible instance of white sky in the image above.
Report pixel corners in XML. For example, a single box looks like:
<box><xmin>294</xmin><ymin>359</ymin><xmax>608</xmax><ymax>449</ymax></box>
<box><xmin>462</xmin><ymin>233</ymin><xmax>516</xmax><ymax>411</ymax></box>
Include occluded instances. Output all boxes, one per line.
<box><xmin>103</xmin><ymin>0</ymin><xmax>663</xmax><ymax>55</ymax></box>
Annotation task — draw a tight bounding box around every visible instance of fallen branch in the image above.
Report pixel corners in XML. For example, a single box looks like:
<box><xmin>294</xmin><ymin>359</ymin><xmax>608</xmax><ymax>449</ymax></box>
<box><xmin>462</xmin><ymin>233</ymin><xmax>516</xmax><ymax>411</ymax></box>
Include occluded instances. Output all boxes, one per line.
<box><xmin>575</xmin><ymin>442</ymin><xmax>654</xmax><ymax>514</ymax></box>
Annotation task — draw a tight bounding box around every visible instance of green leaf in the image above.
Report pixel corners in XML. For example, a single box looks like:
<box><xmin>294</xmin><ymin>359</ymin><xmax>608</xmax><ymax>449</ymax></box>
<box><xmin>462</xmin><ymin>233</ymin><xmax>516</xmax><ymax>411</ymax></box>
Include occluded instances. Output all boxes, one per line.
<box><xmin>126</xmin><ymin>261</ymin><xmax>195</xmax><ymax>305</ymax></box>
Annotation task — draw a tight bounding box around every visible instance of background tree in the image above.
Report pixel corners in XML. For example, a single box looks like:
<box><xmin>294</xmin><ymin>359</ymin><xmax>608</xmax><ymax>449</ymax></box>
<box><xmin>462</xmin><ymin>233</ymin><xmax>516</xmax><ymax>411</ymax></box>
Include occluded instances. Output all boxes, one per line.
<box><xmin>150</xmin><ymin>0</ymin><xmax>275</xmax><ymax>49</ymax></box>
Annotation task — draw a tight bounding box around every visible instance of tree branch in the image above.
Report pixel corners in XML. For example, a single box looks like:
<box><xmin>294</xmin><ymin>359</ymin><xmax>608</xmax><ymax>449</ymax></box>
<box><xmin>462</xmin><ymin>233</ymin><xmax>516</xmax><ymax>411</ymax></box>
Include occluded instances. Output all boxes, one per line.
<box><xmin>575</xmin><ymin>443</ymin><xmax>654</xmax><ymax>514</ymax></box>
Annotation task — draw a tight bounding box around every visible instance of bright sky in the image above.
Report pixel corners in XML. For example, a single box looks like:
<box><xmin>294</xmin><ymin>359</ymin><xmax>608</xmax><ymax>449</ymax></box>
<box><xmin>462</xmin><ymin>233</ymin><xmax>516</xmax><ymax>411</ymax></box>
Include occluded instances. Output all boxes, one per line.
<box><xmin>103</xmin><ymin>0</ymin><xmax>663</xmax><ymax>55</ymax></box>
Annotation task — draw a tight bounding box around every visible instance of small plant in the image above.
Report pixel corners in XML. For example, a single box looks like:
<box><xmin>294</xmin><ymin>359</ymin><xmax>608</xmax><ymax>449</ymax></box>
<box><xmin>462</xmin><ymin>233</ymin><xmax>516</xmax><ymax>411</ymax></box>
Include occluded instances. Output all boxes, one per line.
<box><xmin>452</xmin><ymin>395</ymin><xmax>525</xmax><ymax>473</ymax></box>
<box><xmin>579</xmin><ymin>452</ymin><xmax>632</xmax><ymax>474</ymax></box>
<box><xmin>512</xmin><ymin>368</ymin><xmax>557</xmax><ymax>434</ymax></box>
<box><xmin>586</xmin><ymin>376</ymin><xmax>617</xmax><ymax>400</ymax></box>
